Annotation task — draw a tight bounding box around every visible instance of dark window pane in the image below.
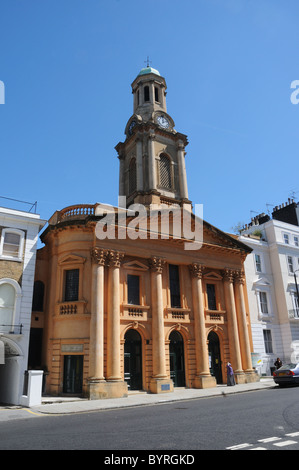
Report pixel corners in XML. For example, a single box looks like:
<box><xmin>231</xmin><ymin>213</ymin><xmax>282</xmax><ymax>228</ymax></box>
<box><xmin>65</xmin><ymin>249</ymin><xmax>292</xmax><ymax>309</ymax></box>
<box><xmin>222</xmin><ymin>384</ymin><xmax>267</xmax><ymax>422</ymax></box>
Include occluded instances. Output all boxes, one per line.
<box><xmin>207</xmin><ymin>284</ymin><xmax>217</xmax><ymax>310</ymax></box>
<box><xmin>169</xmin><ymin>264</ymin><xmax>181</xmax><ymax>308</ymax></box>
<box><xmin>144</xmin><ymin>86</ymin><xmax>149</xmax><ymax>102</ymax></box>
<box><xmin>65</xmin><ymin>269</ymin><xmax>79</xmax><ymax>301</ymax></box>
<box><xmin>155</xmin><ymin>87</ymin><xmax>159</xmax><ymax>102</ymax></box>
<box><xmin>32</xmin><ymin>281</ymin><xmax>44</xmax><ymax>311</ymax></box>
<box><xmin>263</xmin><ymin>329</ymin><xmax>273</xmax><ymax>353</ymax></box>
<box><xmin>128</xmin><ymin>275</ymin><xmax>140</xmax><ymax>305</ymax></box>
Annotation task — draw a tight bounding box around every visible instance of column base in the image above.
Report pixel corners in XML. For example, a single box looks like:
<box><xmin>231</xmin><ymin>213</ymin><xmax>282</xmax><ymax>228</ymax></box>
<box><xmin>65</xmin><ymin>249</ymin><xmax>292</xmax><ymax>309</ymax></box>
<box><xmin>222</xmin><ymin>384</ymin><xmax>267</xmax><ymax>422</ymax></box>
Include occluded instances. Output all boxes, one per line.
<box><xmin>245</xmin><ymin>370</ymin><xmax>260</xmax><ymax>383</ymax></box>
<box><xmin>149</xmin><ymin>378</ymin><xmax>174</xmax><ymax>394</ymax></box>
<box><xmin>87</xmin><ymin>379</ymin><xmax>128</xmax><ymax>400</ymax></box>
<box><xmin>193</xmin><ymin>374</ymin><xmax>217</xmax><ymax>389</ymax></box>
<box><xmin>234</xmin><ymin>371</ymin><xmax>246</xmax><ymax>384</ymax></box>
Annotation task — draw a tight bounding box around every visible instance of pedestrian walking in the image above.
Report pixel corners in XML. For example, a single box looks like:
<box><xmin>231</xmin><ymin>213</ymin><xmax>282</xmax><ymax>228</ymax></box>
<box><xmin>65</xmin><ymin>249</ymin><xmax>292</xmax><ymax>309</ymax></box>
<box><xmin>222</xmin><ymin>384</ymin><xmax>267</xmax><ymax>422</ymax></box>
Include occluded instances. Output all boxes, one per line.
<box><xmin>226</xmin><ymin>362</ymin><xmax>235</xmax><ymax>386</ymax></box>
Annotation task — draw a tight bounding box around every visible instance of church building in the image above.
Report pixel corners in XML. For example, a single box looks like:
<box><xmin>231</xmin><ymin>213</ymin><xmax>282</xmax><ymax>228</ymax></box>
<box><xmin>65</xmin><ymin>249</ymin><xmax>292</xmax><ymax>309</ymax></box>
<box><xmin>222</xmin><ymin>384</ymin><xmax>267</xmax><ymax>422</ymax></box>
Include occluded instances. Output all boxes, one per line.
<box><xmin>33</xmin><ymin>65</ymin><xmax>257</xmax><ymax>399</ymax></box>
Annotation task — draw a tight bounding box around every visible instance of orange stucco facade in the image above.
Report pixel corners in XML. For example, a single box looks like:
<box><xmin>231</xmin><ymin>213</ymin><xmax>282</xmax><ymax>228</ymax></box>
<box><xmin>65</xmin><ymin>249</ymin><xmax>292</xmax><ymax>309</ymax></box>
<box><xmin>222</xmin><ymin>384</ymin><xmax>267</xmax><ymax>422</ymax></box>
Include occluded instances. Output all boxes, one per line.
<box><xmin>31</xmin><ymin>66</ymin><xmax>258</xmax><ymax>399</ymax></box>
<box><xmin>33</xmin><ymin>205</ymin><xmax>257</xmax><ymax>398</ymax></box>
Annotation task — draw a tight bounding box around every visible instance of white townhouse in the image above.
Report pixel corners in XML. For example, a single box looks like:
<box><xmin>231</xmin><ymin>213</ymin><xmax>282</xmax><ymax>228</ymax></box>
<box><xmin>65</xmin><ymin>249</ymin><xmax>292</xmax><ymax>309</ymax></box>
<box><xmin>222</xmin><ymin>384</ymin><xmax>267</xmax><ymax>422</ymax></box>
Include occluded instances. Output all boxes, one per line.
<box><xmin>239</xmin><ymin>200</ymin><xmax>299</xmax><ymax>376</ymax></box>
<box><xmin>0</xmin><ymin>204</ymin><xmax>46</xmax><ymax>405</ymax></box>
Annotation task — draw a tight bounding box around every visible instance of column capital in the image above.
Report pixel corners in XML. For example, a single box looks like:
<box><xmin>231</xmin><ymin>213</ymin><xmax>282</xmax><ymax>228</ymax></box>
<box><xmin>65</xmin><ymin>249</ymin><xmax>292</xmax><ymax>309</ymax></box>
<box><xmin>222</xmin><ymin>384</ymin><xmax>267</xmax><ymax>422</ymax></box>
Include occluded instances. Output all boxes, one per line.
<box><xmin>222</xmin><ymin>268</ymin><xmax>235</xmax><ymax>283</ymax></box>
<box><xmin>189</xmin><ymin>263</ymin><xmax>205</xmax><ymax>279</ymax></box>
<box><xmin>106</xmin><ymin>250</ymin><xmax>125</xmax><ymax>268</ymax></box>
<box><xmin>234</xmin><ymin>269</ymin><xmax>246</xmax><ymax>285</ymax></box>
<box><xmin>148</xmin><ymin>129</ymin><xmax>156</xmax><ymax>140</ymax></box>
<box><xmin>90</xmin><ymin>247</ymin><xmax>107</xmax><ymax>266</ymax></box>
<box><xmin>148</xmin><ymin>256</ymin><xmax>165</xmax><ymax>273</ymax></box>
<box><xmin>176</xmin><ymin>139</ymin><xmax>185</xmax><ymax>151</ymax></box>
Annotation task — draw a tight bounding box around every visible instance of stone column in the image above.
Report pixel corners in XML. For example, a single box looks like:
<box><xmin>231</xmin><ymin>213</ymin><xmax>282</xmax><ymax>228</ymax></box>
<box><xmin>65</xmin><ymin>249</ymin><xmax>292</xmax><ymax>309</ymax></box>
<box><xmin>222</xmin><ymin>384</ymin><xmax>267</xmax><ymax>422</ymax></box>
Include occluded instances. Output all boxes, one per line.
<box><xmin>189</xmin><ymin>263</ymin><xmax>216</xmax><ymax>389</ymax></box>
<box><xmin>89</xmin><ymin>248</ymin><xmax>106</xmax><ymax>383</ymax></box>
<box><xmin>223</xmin><ymin>269</ymin><xmax>245</xmax><ymax>383</ymax></box>
<box><xmin>149</xmin><ymin>257</ymin><xmax>173</xmax><ymax>393</ymax></box>
<box><xmin>106</xmin><ymin>250</ymin><xmax>124</xmax><ymax>382</ymax></box>
<box><xmin>234</xmin><ymin>270</ymin><xmax>256</xmax><ymax>381</ymax></box>
<box><xmin>148</xmin><ymin>131</ymin><xmax>157</xmax><ymax>190</ymax></box>
<box><xmin>118</xmin><ymin>153</ymin><xmax>125</xmax><ymax>197</ymax></box>
<box><xmin>177</xmin><ymin>140</ymin><xmax>188</xmax><ymax>200</ymax></box>
<box><xmin>136</xmin><ymin>136</ymin><xmax>143</xmax><ymax>191</ymax></box>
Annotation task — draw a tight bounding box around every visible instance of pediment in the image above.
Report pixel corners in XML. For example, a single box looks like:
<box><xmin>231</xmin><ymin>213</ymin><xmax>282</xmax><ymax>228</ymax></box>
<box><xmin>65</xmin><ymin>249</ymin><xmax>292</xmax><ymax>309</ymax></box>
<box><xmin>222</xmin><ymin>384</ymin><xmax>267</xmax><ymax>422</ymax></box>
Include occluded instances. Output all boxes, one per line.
<box><xmin>123</xmin><ymin>260</ymin><xmax>149</xmax><ymax>271</ymax></box>
<box><xmin>204</xmin><ymin>271</ymin><xmax>223</xmax><ymax>281</ymax></box>
<box><xmin>58</xmin><ymin>254</ymin><xmax>86</xmax><ymax>266</ymax></box>
<box><xmin>107</xmin><ymin>206</ymin><xmax>252</xmax><ymax>254</ymax></box>
<box><xmin>253</xmin><ymin>277</ymin><xmax>271</xmax><ymax>287</ymax></box>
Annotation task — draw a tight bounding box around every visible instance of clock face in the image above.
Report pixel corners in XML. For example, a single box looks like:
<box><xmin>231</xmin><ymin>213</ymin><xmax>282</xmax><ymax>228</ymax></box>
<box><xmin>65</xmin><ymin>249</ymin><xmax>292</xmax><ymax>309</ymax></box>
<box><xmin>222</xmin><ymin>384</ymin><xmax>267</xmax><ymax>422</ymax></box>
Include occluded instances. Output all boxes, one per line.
<box><xmin>128</xmin><ymin>120</ymin><xmax>136</xmax><ymax>135</ymax></box>
<box><xmin>156</xmin><ymin>115</ymin><xmax>170</xmax><ymax>129</ymax></box>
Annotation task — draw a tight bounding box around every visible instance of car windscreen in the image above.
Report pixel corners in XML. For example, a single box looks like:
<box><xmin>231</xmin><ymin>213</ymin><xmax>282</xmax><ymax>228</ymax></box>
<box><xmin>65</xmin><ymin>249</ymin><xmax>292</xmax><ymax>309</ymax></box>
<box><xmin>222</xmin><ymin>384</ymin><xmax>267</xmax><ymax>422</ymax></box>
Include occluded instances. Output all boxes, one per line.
<box><xmin>278</xmin><ymin>363</ymin><xmax>298</xmax><ymax>370</ymax></box>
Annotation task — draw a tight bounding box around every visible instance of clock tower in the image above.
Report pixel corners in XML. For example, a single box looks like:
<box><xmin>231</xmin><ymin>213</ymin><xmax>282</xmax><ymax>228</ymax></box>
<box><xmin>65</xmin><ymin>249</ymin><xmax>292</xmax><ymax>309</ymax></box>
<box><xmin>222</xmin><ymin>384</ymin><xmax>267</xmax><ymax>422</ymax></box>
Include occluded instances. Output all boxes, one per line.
<box><xmin>115</xmin><ymin>65</ymin><xmax>192</xmax><ymax>210</ymax></box>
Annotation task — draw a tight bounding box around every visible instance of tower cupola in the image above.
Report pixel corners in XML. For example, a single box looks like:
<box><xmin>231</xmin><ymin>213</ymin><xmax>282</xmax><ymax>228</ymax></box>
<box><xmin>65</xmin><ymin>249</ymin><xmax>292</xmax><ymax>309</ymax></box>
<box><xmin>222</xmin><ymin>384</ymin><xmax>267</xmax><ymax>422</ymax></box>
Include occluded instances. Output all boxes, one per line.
<box><xmin>115</xmin><ymin>65</ymin><xmax>191</xmax><ymax>210</ymax></box>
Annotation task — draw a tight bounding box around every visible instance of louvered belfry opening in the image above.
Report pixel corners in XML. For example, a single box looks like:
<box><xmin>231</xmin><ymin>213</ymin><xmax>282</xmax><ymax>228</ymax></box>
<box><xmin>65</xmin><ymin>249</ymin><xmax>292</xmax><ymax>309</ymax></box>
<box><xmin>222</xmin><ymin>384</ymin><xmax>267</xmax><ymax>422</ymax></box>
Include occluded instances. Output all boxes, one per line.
<box><xmin>159</xmin><ymin>154</ymin><xmax>171</xmax><ymax>189</ymax></box>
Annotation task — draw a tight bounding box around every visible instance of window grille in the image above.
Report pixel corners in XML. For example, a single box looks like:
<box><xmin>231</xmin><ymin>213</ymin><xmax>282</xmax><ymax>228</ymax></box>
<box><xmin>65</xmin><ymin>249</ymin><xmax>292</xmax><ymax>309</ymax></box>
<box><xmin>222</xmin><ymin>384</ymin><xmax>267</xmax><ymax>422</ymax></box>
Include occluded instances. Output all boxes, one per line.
<box><xmin>129</xmin><ymin>158</ymin><xmax>137</xmax><ymax>195</ymax></box>
<box><xmin>159</xmin><ymin>154</ymin><xmax>171</xmax><ymax>189</ymax></box>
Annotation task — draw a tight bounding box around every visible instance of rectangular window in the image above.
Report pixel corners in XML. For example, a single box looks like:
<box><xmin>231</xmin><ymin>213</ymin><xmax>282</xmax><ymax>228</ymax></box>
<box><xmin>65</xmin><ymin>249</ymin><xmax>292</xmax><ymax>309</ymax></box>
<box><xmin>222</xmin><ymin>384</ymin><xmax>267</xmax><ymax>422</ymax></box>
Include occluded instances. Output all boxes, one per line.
<box><xmin>3</xmin><ymin>232</ymin><xmax>21</xmax><ymax>257</ymax></box>
<box><xmin>255</xmin><ymin>254</ymin><xmax>262</xmax><ymax>273</ymax></box>
<box><xmin>169</xmin><ymin>264</ymin><xmax>181</xmax><ymax>308</ymax></box>
<box><xmin>258</xmin><ymin>291</ymin><xmax>269</xmax><ymax>314</ymax></box>
<box><xmin>294</xmin><ymin>236</ymin><xmax>299</xmax><ymax>247</ymax></box>
<box><xmin>64</xmin><ymin>269</ymin><xmax>79</xmax><ymax>301</ymax></box>
<box><xmin>288</xmin><ymin>256</ymin><xmax>294</xmax><ymax>273</ymax></box>
<box><xmin>293</xmin><ymin>292</ymin><xmax>299</xmax><ymax>318</ymax></box>
<box><xmin>207</xmin><ymin>284</ymin><xmax>217</xmax><ymax>310</ymax></box>
<box><xmin>283</xmin><ymin>233</ymin><xmax>290</xmax><ymax>244</ymax></box>
<box><xmin>144</xmin><ymin>86</ymin><xmax>149</xmax><ymax>102</ymax></box>
<box><xmin>263</xmin><ymin>329</ymin><xmax>273</xmax><ymax>354</ymax></box>
<box><xmin>127</xmin><ymin>274</ymin><xmax>140</xmax><ymax>305</ymax></box>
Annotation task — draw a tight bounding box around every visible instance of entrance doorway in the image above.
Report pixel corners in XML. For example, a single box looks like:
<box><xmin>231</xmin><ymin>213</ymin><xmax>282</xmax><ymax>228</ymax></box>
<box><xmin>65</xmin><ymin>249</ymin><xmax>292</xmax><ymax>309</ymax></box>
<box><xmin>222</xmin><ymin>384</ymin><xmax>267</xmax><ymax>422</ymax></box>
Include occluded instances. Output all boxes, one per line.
<box><xmin>208</xmin><ymin>331</ymin><xmax>223</xmax><ymax>384</ymax></box>
<box><xmin>124</xmin><ymin>329</ymin><xmax>142</xmax><ymax>390</ymax></box>
<box><xmin>63</xmin><ymin>355</ymin><xmax>83</xmax><ymax>394</ymax></box>
<box><xmin>169</xmin><ymin>330</ymin><xmax>185</xmax><ymax>387</ymax></box>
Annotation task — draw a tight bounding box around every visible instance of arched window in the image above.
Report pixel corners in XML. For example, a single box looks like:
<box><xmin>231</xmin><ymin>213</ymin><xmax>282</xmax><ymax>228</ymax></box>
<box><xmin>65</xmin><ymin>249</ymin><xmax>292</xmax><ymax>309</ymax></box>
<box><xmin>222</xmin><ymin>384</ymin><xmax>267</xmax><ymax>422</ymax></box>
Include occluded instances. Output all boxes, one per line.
<box><xmin>0</xmin><ymin>283</ymin><xmax>16</xmax><ymax>333</ymax></box>
<box><xmin>159</xmin><ymin>154</ymin><xmax>172</xmax><ymax>189</ymax></box>
<box><xmin>129</xmin><ymin>158</ymin><xmax>137</xmax><ymax>195</ymax></box>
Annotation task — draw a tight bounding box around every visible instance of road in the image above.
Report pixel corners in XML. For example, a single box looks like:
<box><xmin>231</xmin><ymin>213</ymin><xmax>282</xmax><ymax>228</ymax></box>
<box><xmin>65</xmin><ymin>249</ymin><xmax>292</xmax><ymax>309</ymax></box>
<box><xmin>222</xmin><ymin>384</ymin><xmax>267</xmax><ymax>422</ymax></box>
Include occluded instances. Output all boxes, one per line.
<box><xmin>1</xmin><ymin>386</ymin><xmax>299</xmax><ymax>451</ymax></box>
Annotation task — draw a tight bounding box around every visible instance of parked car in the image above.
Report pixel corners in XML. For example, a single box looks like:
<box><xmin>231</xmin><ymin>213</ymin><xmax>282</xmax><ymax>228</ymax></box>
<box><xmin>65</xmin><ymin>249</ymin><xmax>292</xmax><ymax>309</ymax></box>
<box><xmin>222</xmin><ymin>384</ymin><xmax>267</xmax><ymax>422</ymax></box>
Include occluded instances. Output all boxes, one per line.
<box><xmin>273</xmin><ymin>363</ymin><xmax>299</xmax><ymax>386</ymax></box>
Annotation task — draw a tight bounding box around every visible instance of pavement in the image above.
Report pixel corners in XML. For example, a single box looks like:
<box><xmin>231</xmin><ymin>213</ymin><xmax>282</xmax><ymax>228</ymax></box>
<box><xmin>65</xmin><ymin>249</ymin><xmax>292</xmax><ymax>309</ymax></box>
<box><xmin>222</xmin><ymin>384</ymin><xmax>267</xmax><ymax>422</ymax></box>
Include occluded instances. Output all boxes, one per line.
<box><xmin>24</xmin><ymin>377</ymin><xmax>275</xmax><ymax>415</ymax></box>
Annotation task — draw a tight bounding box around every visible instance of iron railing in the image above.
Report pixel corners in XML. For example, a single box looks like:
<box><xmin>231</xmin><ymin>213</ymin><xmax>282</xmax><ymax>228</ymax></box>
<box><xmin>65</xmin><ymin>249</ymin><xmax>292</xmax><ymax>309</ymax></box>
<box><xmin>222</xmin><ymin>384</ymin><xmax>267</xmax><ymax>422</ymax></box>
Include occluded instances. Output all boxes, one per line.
<box><xmin>0</xmin><ymin>324</ymin><xmax>23</xmax><ymax>334</ymax></box>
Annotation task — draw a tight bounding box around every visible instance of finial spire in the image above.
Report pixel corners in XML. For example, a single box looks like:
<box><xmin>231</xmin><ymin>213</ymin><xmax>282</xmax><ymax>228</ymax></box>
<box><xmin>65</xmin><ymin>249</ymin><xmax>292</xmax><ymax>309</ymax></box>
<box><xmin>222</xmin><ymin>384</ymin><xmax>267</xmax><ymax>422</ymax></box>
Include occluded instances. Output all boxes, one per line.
<box><xmin>145</xmin><ymin>56</ymin><xmax>152</xmax><ymax>67</ymax></box>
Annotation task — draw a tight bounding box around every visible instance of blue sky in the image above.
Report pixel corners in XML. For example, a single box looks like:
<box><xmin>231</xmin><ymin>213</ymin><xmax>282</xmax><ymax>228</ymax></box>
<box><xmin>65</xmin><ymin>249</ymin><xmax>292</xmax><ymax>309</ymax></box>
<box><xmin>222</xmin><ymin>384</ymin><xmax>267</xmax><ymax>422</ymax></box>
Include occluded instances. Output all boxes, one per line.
<box><xmin>0</xmin><ymin>0</ymin><xmax>299</xmax><ymax>238</ymax></box>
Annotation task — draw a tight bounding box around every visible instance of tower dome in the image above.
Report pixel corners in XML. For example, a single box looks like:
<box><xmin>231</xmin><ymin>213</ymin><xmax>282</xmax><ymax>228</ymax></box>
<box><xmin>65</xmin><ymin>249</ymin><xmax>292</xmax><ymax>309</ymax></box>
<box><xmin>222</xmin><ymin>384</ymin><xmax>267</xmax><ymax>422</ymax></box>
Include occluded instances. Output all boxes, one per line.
<box><xmin>138</xmin><ymin>66</ymin><xmax>161</xmax><ymax>77</ymax></box>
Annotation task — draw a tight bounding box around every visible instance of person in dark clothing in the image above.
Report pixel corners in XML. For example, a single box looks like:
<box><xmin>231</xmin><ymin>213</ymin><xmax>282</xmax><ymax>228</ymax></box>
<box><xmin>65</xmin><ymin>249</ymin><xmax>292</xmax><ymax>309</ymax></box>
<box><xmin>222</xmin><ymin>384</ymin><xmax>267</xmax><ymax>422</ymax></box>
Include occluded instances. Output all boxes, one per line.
<box><xmin>274</xmin><ymin>358</ymin><xmax>282</xmax><ymax>370</ymax></box>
